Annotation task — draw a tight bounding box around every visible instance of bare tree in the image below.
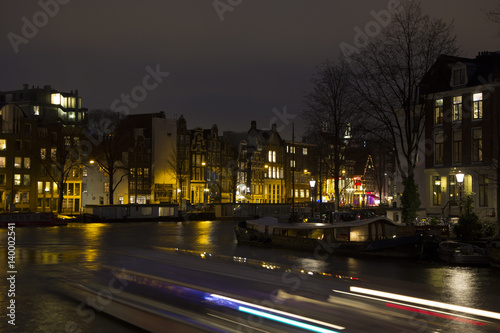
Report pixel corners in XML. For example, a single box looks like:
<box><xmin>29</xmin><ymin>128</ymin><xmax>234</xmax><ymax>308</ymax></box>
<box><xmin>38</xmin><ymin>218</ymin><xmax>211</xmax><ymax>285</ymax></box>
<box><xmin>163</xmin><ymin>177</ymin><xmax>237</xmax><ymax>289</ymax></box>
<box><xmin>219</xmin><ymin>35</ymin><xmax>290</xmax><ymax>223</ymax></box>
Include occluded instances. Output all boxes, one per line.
<box><xmin>166</xmin><ymin>143</ymin><xmax>190</xmax><ymax>204</ymax></box>
<box><xmin>349</xmin><ymin>0</ymin><xmax>459</xmax><ymax>223</ymax></box>
<box><xmin>486</xmin><ymin>2</ymin><xmax>500</xmax><ymax>35</ymax></box>
<box><xmin>36</xmin><ymin>125</ymin><xmax>83</xmax><ymax>214</ymax></box>
<box><xmin>303</xmin><ymin>58</ymin><xmax>359</xmax><ymax>212</ymax></box>
<box><xmin>86</xmin><ymin>110</ymin><xmax>130</xmax><ymax>205</ymax></box>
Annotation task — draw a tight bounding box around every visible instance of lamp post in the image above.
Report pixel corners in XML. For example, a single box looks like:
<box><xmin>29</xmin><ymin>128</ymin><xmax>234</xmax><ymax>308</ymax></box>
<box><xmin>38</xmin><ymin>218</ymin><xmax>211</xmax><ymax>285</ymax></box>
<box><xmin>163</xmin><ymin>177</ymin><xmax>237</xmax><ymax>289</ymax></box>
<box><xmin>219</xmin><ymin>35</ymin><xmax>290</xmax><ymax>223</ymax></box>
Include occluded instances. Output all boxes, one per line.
<box><xmin>456</xmin><ymin>172</ymin><xmax>464</xmax><ymax>215</ymax></box>
<box><xmin>309</xmin><ymin>179</ymin><xmax>316</xmax><ymax>218</ymax></box>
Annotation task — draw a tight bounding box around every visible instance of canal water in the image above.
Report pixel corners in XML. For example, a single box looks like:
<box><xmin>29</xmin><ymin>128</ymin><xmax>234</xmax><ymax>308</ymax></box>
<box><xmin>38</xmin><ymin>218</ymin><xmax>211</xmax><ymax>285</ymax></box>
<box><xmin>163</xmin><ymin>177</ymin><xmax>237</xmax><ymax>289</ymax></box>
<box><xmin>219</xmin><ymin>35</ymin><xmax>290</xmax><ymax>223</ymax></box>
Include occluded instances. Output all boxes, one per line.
<box><xmin>1</xmin><ymin>220</ymin><xmax>500</xmax><ymax>332</ymax></box>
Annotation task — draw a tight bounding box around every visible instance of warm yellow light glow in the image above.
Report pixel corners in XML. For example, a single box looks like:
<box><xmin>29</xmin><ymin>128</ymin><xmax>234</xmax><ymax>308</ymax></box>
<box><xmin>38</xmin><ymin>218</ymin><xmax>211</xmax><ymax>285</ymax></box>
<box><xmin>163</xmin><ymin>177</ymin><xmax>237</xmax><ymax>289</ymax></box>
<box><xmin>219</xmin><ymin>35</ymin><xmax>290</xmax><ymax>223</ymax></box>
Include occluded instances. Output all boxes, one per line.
<box><xmin>304</xmin><ymin>169</ymin><xmax>308</xmax><ymax>173</ymax></box>
<box><xmin>201</xmin><ymin>162</ymin><xmax>206</xmax><ymax>166</ymax></box>
<box><xmin>89</xmin><ymin>160</ymin><xmax>95</xmax><ymax>164</ymax></box>
<box><xmin>51</xmin><ymin>93</ymin><xmax>61</xmax><ymax>105</ymax></box>
<box><xmin>456</xmin><ymin>172</ymin><xmax>465</xmax><ymax>183</ymax></box>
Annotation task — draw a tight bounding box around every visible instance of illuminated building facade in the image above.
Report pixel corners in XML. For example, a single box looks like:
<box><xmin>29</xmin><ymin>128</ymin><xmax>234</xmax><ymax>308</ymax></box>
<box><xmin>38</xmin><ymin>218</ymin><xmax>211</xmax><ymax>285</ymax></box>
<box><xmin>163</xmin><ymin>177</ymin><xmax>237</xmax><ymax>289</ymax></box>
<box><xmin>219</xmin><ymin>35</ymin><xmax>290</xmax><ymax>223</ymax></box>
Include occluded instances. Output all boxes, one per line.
<box><xmin>422</xmin><ymin>51</ymin><xmax>500</xmax><ymax>219</ymax></box>
<box><xmin>0</xmin><ymin>84</ymin><xmax>86</xmax><ymax>213</ymax></box>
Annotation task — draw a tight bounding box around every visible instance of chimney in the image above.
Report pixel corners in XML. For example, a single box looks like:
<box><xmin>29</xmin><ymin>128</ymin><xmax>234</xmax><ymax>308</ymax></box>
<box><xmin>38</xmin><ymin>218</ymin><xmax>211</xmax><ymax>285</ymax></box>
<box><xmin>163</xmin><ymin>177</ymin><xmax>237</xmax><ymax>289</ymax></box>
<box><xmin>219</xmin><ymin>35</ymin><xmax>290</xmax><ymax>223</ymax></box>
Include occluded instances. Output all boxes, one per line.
<box><xmin>250</xmin><ymin>120</ymin><xmax>256</xmax><ymax>130</ymax></box>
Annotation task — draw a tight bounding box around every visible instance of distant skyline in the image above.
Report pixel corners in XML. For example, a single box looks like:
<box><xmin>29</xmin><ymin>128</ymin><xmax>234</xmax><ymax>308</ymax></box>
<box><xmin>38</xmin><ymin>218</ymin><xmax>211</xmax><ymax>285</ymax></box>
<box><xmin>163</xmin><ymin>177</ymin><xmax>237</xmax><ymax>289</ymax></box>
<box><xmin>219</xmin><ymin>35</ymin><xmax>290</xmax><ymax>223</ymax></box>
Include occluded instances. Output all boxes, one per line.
<box><xmin>1</xmin><ymin>0</ymin><xmax>498</xmax><ymax>140</ymax></box>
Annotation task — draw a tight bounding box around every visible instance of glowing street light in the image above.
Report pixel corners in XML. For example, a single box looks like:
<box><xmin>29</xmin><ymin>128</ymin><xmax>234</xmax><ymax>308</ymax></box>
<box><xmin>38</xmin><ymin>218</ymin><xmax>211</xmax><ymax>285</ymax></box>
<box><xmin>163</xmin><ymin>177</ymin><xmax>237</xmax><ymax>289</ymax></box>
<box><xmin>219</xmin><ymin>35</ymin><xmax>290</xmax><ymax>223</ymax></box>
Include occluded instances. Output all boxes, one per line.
<box><xmin>309</xmin><ymin>179</ymin><xmax>316</xmax><ymax>217</ymax></box>
<box><xmin>456</xmin><ymin>172</ymin><xmax>465</xmax><ymax>215</ymax></box>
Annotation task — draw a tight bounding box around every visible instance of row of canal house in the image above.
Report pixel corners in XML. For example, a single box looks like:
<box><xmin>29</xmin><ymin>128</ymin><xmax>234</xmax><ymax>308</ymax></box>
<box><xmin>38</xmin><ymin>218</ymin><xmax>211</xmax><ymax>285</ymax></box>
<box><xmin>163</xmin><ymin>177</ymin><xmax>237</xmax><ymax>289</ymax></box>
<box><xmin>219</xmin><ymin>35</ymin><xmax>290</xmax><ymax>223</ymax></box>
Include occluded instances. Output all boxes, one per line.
<box><xmin>0</xmin><ymin>83</ymin><xmax>399</xmax><ymax>214</ymax></box>
<box><xmin>4</xmin><ymin>51</ymin><xmax>497</xmax><ymax>218</ymax></box>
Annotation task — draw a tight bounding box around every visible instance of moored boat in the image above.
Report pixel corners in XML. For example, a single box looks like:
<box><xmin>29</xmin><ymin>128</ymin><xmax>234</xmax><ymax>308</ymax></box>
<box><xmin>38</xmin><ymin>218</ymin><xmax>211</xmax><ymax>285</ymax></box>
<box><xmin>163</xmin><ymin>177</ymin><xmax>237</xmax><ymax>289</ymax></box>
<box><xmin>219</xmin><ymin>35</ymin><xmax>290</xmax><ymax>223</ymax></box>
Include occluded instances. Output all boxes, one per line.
<box><xmin>234</xmin><ymin>216</ymin><xmax>427</xmax><ymax>259</ymax></box>
<box><xmin>486</xmin><ymin>241</ymin><xmax>500</xmax><ymax>268</ymax></box>
<box><xmin>0</xmin><ymin>212</ymin><xmax>69</xmax><ymax>227</ymax></box>
<box><xmin>438</xmin><ymin>240</ymin><xmax>489</xmax><ymax>265</ymax></box>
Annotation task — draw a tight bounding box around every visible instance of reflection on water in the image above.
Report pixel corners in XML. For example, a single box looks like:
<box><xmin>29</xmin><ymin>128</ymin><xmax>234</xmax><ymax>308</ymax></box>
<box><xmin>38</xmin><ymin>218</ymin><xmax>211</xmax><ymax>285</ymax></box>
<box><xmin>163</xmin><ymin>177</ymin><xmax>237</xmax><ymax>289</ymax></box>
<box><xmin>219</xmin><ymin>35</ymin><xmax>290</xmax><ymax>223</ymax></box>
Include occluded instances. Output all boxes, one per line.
<box><xmin>193</xmin><ymin>220</ymin><xmax>215</xmax><ymax>246</ymax></box>
<box><xmin>1</xmin><ymin>220</ymin><xmax>500</xmax><ymax>332</ymax></box>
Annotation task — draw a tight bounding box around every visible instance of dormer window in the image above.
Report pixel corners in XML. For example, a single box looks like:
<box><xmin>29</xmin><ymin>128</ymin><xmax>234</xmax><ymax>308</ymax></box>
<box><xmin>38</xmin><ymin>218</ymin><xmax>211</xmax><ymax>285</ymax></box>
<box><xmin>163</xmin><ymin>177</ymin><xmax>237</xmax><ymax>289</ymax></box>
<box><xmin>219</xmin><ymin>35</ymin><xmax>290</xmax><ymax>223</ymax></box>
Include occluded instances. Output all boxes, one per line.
<box><xmin>450</xmin><ymin>63</ymin><xmax>467</xmax><ymax>86</ymax></box>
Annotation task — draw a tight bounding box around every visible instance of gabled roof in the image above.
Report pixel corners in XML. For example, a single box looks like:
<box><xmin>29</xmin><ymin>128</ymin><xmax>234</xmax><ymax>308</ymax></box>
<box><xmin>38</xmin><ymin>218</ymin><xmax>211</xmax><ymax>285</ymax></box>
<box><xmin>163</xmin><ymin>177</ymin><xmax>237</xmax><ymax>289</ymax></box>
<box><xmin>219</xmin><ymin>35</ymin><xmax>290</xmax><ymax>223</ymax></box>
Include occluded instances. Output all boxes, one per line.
<box><xmin>421</xmin><ymin>51</ymin><xmax>500</xmax><ymax>95</ymax></box>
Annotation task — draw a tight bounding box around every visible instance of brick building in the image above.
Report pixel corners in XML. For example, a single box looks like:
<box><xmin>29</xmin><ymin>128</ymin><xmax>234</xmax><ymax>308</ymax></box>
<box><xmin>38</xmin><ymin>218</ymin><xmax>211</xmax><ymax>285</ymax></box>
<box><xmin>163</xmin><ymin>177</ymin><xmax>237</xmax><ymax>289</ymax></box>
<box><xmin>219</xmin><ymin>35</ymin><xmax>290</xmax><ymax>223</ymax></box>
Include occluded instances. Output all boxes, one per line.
<box><xmin>422</xmin><ymin>51</ymin><xmax>500</xmax><ymax>219</ymax></box>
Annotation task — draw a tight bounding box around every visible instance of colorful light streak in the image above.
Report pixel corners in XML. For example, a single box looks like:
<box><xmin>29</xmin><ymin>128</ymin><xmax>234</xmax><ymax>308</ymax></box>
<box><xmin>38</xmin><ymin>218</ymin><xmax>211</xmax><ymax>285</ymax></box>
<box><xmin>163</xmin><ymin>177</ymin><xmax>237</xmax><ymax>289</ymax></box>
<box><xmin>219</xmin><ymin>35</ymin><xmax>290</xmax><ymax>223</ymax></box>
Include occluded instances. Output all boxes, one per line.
<box><xmin>209</xmin><ymin>294</ymin><xmax>345</xmax><ymax>331</ymax></box>
<box><xmin>238</xmin><ymin>306</ymin><xmax>341</xmax><ymax>333</ymax></box>
<box><xmin>349</xmin><ymin>287</ymin><xmax>500</xmax><ymax>321</ymax></box>
<box><xmin>385</xmin><ymin>303</ymin><xmax>488</xmax><ymax>326</ymax></box>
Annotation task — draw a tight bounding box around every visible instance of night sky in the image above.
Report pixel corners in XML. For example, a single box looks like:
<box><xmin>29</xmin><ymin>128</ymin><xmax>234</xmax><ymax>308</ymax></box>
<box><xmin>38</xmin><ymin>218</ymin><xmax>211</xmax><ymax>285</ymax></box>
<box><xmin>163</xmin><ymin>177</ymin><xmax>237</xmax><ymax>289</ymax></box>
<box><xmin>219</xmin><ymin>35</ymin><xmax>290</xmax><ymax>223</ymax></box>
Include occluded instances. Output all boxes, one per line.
<box><xmin>1</xmin><ymin>0</ymin><xmax>498</xmax><ymax>140</ymax></box>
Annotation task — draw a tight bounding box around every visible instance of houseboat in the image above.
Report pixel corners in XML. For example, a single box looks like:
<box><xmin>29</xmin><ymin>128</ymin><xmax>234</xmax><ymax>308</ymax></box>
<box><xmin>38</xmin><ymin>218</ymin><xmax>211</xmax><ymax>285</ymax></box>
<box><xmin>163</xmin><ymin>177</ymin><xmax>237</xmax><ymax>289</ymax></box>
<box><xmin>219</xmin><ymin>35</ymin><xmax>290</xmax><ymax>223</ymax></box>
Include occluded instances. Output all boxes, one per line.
<box><xmin>0</xmin><ymin>212</ymin><xmax>69</xmax><ymax>227</ymax></box>
<box><xmin>234</xmin><ymin>216</ymin><xmax>427</xmax><ymax>258</ymax></box>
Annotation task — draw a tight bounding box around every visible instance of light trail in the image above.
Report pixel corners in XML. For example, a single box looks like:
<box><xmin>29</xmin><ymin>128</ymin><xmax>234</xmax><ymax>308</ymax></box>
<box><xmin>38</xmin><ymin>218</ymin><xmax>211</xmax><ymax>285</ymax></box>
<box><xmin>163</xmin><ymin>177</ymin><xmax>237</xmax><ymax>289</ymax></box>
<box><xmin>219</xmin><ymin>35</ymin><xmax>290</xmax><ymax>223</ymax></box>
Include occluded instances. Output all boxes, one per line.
<box><xmin>238</xmin><ymin>306</ymin><xmax>341</xmax><ymax>333</ymax></box>
<box><xmin>209</xmin><ymin>294</ymin><xmax>345</xmax><ymax>331</ymax></box>
<box><xmin>348</xmin><ymin>287</ymin><xmax>500</xmax><ymax>321</ymax></box>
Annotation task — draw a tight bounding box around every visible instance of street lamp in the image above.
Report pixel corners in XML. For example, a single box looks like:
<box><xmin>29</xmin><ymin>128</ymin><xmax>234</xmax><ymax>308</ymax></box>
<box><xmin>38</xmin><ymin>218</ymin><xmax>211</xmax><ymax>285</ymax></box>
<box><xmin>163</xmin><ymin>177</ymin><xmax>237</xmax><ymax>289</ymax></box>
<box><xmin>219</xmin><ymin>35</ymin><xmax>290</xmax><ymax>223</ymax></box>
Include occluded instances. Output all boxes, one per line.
<box><xmin>309</xmin><ymin>179</ymin><xmax>316</xmax><ymax>217</ymax></box>
<box><xmin>456</xmin><ymin>172</ymin><xmax>464</xmax><ymax>215</ymax></box>
<box><xmin>204</xmin><ymin>187</ymin><xmax>209</xmax><ymax>206</ymax></box>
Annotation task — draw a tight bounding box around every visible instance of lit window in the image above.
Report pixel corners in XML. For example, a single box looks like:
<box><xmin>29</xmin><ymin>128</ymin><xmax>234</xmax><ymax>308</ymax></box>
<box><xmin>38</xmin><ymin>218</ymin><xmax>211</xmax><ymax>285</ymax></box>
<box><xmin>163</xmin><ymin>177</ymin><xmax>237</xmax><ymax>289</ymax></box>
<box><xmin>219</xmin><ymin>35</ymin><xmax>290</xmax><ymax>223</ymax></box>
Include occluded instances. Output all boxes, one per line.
<box><xmin>0</xmin><ymin>157</ymin><xmax>5</xmax><ymax>168</ymax></box>
<box><xmin>104</xmin><ymin>183</ymin><xmax>109</xmax><ymax>193</ymax></box>
<box><xmin>432</xmin><ymin>176</ymin><xmax>441</xmax><ymax>206</ymax></box>
<box><xmin>434</xmin><ymin>99</ymin><xmax>443</xmax><ymax>124</ymax></box>
<box><xmin>268</xmin><ymin>151</ymin><xmax>272</xmax><ymax>162</ymax></box>
<box><xmin>41</xmin><ymin>148</ymin><xmax>46</xmax><ymax>160</ymax></box>
<box><xmin>453</xmin><ymin>96</ymin><xmax>462</xmax><ymax>121</ymax></box>
<box><xmin>473</xmin><ymin>93</ymin><xmax>483</xmax><ymax>119</ymax></box>
<box><xmin>33</xmin><ymin>105</ymin><xmax>40</xmax><ymax>115</ymax></box>
<box><xmin>303</xmin><ymin>148</ymin><xmax>308</xmax><ymax>155</ymax></box>
<box><xmin>0</xmin><ymin>139</ymin><xmax>6</xmax><ymax>150</ymax></box>
<box><xmin>14</xmin><ymin>174</ymin><xmax>21</xmax><ymax>186</ymax></box>
<box><xmin>24</xmin><ymin>157</ymin><xmax>30</xmax><ymax>169</ymax></box>
<box><xmin>51</xmin><ymin>148</ymin><xmax>57</xmax><ymax>160</ymax></box>
<box><xmin>14</xmin><ymin>157</ymin><xmax>21</xmax><ymax>168</ymax></box>
<box><xmin>272</xmin><ymin>151</ymin><xmax>276</xmax><ymax>163</ymax></box>
<box><xmin>51</xmin><ymin>93</ymin><xmax>61</xmax><ymax>105</ymax></box>
<box><xmin>290</xmin><ymin>160</ymin><xmax>295</xmax><ymax>167</ymax></box>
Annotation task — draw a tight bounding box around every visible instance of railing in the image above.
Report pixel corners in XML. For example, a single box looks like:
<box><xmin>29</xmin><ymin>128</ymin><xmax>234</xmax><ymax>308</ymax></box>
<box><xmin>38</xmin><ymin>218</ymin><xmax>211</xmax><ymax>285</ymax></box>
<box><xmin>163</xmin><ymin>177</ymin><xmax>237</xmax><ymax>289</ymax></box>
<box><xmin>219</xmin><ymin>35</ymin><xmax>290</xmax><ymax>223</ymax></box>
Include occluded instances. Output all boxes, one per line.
<box><xmin>477</xmin><ymin>207</ymin><xmax>496</xmax><ymax>218</ymax></box>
